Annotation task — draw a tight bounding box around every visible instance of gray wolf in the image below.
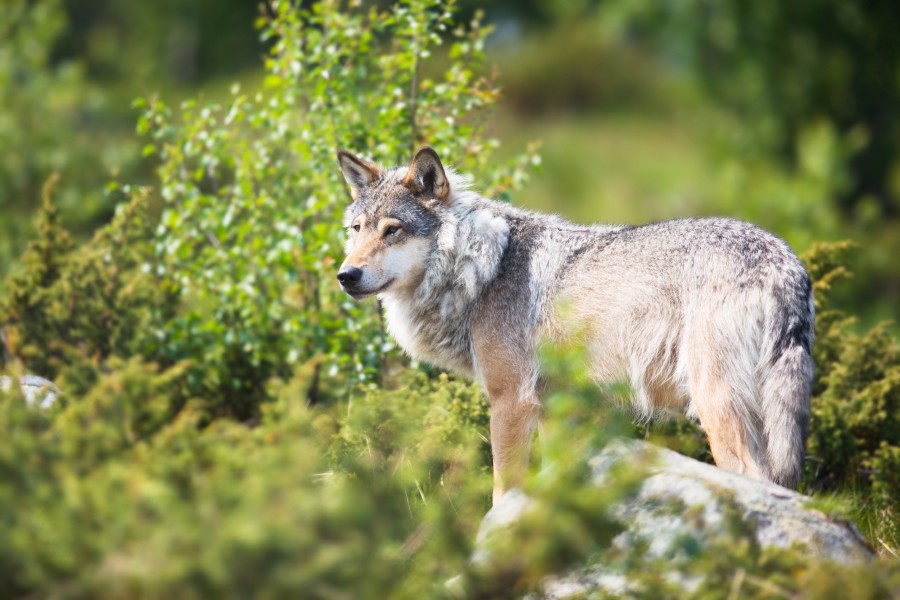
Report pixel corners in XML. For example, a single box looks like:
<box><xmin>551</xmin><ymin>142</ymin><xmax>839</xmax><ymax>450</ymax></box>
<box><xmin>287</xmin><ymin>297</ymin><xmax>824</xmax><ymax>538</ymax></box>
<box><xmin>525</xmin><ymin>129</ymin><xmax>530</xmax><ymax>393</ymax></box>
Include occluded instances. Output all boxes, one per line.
<box><xmin>336</xmin><ymin>147</ymin><xmax>814</xmax><ymax>503</ymax></box>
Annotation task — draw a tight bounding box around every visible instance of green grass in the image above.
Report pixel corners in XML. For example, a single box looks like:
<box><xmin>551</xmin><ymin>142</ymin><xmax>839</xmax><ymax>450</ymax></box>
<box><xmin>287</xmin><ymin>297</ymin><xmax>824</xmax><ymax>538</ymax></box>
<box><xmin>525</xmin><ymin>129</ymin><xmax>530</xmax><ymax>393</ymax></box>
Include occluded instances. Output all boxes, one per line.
<box><xmin>803</xmin><ymin>490</ymin><xmax>900</xmax><ymax>559</ymax></box>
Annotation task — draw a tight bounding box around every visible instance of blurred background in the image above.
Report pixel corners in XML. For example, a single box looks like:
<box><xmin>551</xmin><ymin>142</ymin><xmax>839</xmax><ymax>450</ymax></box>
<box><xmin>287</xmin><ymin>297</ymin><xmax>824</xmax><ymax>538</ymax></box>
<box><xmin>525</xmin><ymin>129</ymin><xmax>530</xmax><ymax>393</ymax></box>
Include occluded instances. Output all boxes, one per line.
<box><xmin>2</xmin><ymin>0</ymin><xmax>898</xmax><ymax>329</ymax></box>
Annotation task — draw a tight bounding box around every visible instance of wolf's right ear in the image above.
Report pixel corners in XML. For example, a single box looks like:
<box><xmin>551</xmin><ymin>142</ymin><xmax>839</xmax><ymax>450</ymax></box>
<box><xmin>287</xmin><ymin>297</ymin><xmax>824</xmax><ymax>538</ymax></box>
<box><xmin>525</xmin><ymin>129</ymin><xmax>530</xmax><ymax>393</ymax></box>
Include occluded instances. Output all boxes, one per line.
<box><xmin>337</xmin><ymin>150</ymin><xmax>382</xmax><ymax>201</ymax></box>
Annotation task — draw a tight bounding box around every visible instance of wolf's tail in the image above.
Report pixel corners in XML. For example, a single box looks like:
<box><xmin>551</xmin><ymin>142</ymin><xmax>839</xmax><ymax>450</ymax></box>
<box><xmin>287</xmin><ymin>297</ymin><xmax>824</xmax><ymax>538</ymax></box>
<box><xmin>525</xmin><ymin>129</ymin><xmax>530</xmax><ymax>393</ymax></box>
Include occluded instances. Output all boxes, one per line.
<box><xmin>759</xmin><ymin>275</ymin><xmax>815</xmax><ymax>489</ymax></box>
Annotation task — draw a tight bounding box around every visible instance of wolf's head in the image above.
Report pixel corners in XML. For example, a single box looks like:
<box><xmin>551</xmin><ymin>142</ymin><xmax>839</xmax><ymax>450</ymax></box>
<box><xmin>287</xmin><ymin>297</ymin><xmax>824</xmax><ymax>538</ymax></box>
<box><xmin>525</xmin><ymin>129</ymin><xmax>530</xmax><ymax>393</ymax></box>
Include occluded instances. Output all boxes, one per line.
<box><xmin>335</xmin><ymin>147</ymin><xmax>450</xmax><ymax>299</ymax></box>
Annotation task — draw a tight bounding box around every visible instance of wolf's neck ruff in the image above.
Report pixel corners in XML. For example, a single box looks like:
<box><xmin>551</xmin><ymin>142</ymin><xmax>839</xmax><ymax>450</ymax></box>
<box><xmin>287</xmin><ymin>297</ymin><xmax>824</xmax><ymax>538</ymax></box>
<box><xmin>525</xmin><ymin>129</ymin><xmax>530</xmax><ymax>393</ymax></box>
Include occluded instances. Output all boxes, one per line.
<box><xmin>380</xmin><ymin>179</ymin><xmax>510</xmax><ymax>375</ymax></box>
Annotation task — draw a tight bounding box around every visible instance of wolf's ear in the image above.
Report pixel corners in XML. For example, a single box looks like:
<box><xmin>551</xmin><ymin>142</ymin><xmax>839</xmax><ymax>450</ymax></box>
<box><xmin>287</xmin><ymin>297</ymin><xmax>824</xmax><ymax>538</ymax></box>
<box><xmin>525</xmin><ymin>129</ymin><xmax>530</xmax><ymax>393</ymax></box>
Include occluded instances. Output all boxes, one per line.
<box><xmin>403</xmin><ymin>147</ymin><xmax>450</xmax><ymax>202</ymax></box>
<box><xmin>337</xmin><ymin>150</ymin><xmax>381</xmax><ymax>201</ymax></box>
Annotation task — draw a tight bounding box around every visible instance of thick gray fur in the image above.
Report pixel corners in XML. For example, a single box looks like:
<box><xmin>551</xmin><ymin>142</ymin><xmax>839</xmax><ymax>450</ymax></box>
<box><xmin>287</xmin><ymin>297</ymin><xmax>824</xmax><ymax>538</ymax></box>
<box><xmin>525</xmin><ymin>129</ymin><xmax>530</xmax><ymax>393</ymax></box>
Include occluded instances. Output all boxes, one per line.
<box><xmin>338</xmin><ymin>151</ymin><xmax>814</xmax><ymax>490</ymax></box>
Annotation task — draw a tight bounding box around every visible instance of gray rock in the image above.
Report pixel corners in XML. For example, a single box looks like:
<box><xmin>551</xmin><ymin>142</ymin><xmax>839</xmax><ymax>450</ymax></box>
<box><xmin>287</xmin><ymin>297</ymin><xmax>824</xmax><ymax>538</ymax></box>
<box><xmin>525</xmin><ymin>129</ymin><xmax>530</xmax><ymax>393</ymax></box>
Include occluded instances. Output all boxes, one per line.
<box><xmin>474</xmin><ymin>439</ymin><xmax>872</xmax><ymax>598</ymax></box>
<box><xmin>0</xmin><ymin>374</ymin><xmax>60</xmax><ymax>408</ymax></box>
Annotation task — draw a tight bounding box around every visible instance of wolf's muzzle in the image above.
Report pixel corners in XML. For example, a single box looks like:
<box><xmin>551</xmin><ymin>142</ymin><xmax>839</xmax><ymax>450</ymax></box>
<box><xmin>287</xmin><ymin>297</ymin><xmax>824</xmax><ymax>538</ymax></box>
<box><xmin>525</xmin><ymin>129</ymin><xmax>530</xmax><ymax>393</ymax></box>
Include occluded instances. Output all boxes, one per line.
<box><xmin>337</xmin><ymin>267</ymin><xmax>393</xmax><ymax>299</ymax></box>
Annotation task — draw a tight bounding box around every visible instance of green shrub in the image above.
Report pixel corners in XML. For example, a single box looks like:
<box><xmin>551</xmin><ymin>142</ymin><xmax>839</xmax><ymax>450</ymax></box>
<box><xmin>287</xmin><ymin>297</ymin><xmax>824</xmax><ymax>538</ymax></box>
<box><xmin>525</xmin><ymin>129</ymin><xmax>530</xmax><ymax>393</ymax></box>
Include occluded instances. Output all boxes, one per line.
<box><xmin>135</xmin><ymin>0</ymin><xmax>538</xmax><ymax>417</ymax></box>
<box><xmin>803</xmin><ymin>241</ymin><xmax>900</xmax><ymax>550</ymax></box>
<box><xmin>0</xmin><ymin>182</ymin><xmax>157</xmax><ymax>398</ymax></box>
<box><xmin>0</xmin><ymin>358</ymin><xmax>494</xmax><ymax>598</ymax></box>
<box><xmin>0</xmin><ymin>176</ymin><xmax>73</xmax><ymax>376</ymax></box>
<box><xmin>2</xmin><ymin>331</ymin><xmax>898</xmax><ymax>598</ymax></box>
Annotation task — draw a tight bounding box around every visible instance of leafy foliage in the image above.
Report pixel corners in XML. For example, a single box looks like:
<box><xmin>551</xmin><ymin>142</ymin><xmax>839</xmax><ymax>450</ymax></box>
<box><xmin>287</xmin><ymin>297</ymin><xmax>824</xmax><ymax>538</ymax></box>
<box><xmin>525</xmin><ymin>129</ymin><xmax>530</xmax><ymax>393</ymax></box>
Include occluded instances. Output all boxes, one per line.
<box><xmin>803</xmin><ymin>242</ymin><xmax>900</xmax><ymax>548</ymax></box>
<box><xmin>1</xmin><ymin>182</ymin><xmax>156</xmax><ymax>398</ymax></box>
<box><xmin>136</xmin><ymin>0</ymin><xmax>537</xmax><ymax>418</ymax></box>
<box><xmin>0</xmin><ymin>175</ymin><xmax>73</xmax><ymax>375</ymax></box>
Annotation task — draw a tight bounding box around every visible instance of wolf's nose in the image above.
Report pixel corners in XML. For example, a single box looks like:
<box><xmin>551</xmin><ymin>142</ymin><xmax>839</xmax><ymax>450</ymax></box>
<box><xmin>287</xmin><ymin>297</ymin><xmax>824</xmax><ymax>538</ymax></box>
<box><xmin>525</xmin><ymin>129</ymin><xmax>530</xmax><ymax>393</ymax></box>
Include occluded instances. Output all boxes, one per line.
<box><xmin>337</xmin><ymin>267</ymin><xmax>363</xmax><ymax>287</ymax></box>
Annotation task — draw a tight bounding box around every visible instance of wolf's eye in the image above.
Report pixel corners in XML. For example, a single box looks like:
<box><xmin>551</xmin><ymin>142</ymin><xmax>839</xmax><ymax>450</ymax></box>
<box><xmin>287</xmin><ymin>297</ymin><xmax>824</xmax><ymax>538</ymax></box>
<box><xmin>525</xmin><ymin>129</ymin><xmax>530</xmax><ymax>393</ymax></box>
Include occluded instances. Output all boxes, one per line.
<box><xmin>352</xmin><ymin>224</ymin><xmax>361</xmax><ymax>232</ymax></box>
<box><xmin>384</xmin><ymin>225</ymin><xmax>401</xmax><ymax>237</ymax></box>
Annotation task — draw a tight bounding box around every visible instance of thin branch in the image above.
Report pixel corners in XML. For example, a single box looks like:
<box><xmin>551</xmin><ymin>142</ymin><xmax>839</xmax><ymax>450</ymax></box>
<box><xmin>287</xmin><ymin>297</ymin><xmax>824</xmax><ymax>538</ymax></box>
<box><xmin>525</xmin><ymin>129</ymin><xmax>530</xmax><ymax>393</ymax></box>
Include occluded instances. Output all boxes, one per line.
<box><xmin>743</xmin><ymin>574</ymin><xmax>794</xmax><ymax>599</ymax></box>
<box><xmin>726</xmin><ymin>568</ymin><xmax>746</xmax><ymax>600</ymax></box>
<box><xmin>0</xmin><ymin>327</ymin><xmax>10</xmax><ymax>368</ymax></box>
<box><xmin>877</xmin><ymin>536</ymin><xmax>900</xmax><ymax>560</ymax></box>
<box><xmin>409</xmin><ymin>59</ymin><xmax>419</xmax><ymax>154</ymax></box>
<box><xmin>408</xmin><ymin>10</ymin><xmax>421</xmax><ymax>154</ymax></box>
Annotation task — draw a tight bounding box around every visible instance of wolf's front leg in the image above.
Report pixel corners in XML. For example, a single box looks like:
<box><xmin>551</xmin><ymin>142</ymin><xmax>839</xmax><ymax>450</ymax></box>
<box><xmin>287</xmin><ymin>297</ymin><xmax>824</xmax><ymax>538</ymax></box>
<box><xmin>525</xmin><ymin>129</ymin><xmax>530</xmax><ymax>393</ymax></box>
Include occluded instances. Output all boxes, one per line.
<box><xmin>489</xmin><ymin>396</ymin><xmax>540</xmax><ymax>504</ymax></box>
<box><xmin>472</xmin><ymin>321</ymin><xmax>541</xmax><ymax>504</ymax></box>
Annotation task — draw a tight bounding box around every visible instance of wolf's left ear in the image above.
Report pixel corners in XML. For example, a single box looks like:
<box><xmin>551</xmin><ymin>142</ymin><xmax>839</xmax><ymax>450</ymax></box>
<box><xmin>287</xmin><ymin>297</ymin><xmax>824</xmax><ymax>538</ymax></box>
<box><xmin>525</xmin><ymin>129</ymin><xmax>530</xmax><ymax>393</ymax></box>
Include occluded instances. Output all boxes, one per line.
<box><xmin>403</xmin><ymin>147</ymin><xmax>450</xmax><ymax>202</ymax></box>
<box><xmin>337</xmin><ymin>150</ymin><xmax>382</xmax><ymax>201</ymax></box>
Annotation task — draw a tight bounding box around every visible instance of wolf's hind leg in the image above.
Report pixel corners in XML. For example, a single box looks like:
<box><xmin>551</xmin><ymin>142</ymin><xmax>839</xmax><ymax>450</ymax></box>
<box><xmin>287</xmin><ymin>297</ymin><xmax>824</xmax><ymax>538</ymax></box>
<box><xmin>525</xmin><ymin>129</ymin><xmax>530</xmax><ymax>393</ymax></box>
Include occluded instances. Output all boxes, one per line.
<box><xmin>689</xmin><ymin>367</ymin><xmax>766</xmax><ymax>480</ymax></box>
